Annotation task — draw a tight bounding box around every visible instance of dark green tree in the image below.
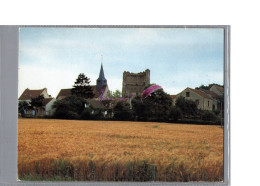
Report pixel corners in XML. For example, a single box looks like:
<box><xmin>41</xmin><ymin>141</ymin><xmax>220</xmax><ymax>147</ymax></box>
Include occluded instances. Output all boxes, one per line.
<box><xmin>195</xmin><ymin>84</ymin><xmax>209</xmax><ymax>90</ymax></box>
<box><xmin>169</xmin><ymin>106</ymin><xmax>183</xmax><ymax>122</ymax></box>
<box><xmin>18</xmin><ymin>101</ymin><xmax>29</xmax><ymax>116</ymax></box>
<box><xmin>114</xmin><ymin>102</ymin><xmax>133</xmax><ymax>121</ymax></box>
<box><xmin>201</xmin><ymin>110</ymin><xmax>217</xmax><ymax>121</ymax></box>
<box><xmin>71</xmin><ymin>73</ymin><xmax>94</xmax><ymax>99</ymax></box>
<box><xmin>80</xmin><ymin>108</ymin><xmax>93</xmax><ymax>120</ymax></box>
<box><xmin>175</xmin><ymin>96</ymin><xmax>198</xmax><ymax>117</ymax></box>
<box><xmin>132</xmin><ymin>89</ymin><xmax>173</xmax><ymax>121</ymax></box>
<box><xmin>52</xmin><ymin>95</ymin><xmax>86</xmax><ymax>119</ymax></box>
<box><xmin>30</xmin><ymin>95</ymin><xmax>44</xmax><ymax>112</ymax></box>
<box><xmin>195</xmin><ymin>83</ymin><xmax>224</xmax><ymax>90</ymax></box>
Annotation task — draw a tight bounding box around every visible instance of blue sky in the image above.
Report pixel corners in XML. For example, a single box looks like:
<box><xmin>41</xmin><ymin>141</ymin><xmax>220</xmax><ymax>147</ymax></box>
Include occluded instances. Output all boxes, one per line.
<box><xmin>19</xmin><ymin>27</ymin><xmax>224</xmax><ymax>98</ymax></box>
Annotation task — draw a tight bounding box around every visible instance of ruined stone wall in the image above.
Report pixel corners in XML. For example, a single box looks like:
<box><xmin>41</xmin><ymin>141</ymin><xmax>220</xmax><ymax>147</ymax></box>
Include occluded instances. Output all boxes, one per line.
<box><xmin>122</xmin><ymin>69</ymin><xmax>150</xmax><ymax>96</ymax></box>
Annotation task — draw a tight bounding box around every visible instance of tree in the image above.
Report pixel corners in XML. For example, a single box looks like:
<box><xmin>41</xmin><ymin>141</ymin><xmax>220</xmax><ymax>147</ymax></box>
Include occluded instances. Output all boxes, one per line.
<box><xmin>195</xmin><ymin>84</ymin><xmax>209</xmax><ymax>90</ymax></box>
<box><xmin>114</xmin><ymin>102</ymin><xmax>133</xmax><ymax>121</ymax></box>
<box><xmin>52</xmin><ymin>95</ymin><xmax>86</xmax><ymax>119</ymax></box>
<box><xmin>201</xmin><ymin>110</ymin><xmax>217</xmax><ymax>121</ymax></box>
<box><xmin>132</xmin><ymin>89</ymin><xmax>173</xmax><ymax>121</ymax></box>
<box><xmin>71</xmin><ymin>73</ymin><xmax>94</xmax><ymax>99</ymax></box>
<box><xmin>175</xmin><ymin>96</ymin><xmax>198</xmax><ymax>117</ymax></box>
<box><xmin>18</xmin><ymin>101</ymin><xmax>29</xmax><ymax>116</ymax></box>
<box><xmin>107</xmin><ymin>89</ymin><xmax>122</xmax><ymax>98</ymax></box>
<box><xmin>30</xmin><ymin>95</ymin><xmax>45</xmax><ymax>114</ymax></box>
<box><xmin>169</xmin><ymin>106</ymin><xmax>182</xmax><ymax>122</ymax></box>
<box><xmin>195</xmin><ymin>83</ymin><xmax>224</xmax><ymax>90</ymax></box>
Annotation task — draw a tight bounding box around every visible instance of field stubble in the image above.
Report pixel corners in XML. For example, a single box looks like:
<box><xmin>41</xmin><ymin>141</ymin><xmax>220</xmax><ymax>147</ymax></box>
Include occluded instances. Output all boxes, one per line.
<box><xmin>18</xmin><ymin>119</ymin><xmax>223</xmax><ymax>181</ymax></box>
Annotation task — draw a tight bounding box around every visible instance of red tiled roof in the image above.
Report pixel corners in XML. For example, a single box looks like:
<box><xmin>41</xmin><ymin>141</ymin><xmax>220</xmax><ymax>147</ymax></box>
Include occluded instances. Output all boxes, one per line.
<box><xmin>86</xmin><ymin>99</ymin><xmax>105</xmax><ymax>109</ymax></box>
<box><xmin>56</xmin><ymin>89</ymin><xmax>72</xmax><ymax>99</ymax></box>
<box><xmin>199</xmin><ymin>89</ymin><xmax>219</xmax><ymax>99</ymax></box>
<box><xmin>92</xmin><ymin>85</ymin><xmax>107</xmax><ymax>98</ymax></box>
<box><xmin>19</xmin><ymin>88</ymin><xmax>45</xmax><ymax>100</ymax></box>
<box><xmin>215</xmin><ymin>85</ymin><xmax>224</xmax><ymax>93</ymax></box>
<box><xmin>56</xmin><ymin>85</ymin><xmax>107</xmax><ymax>99</ymax></box>
<box><xmin>189</xmin><ymin>88</ymin><xmax>211</xmax><ymax>99</ymax></box>
<box><xmin>42</xmin><ymin>98</ymin><xmax>54</xmax><ymax>106</ymax></box>
<box><xmin>170</xmin><ymin>95</ymin><xmax>177</xmax><ymax>99</ymax></box>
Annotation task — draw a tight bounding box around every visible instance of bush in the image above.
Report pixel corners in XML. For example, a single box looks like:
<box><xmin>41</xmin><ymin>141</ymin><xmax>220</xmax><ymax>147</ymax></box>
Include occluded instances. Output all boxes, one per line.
<box><xmin>52</xmin><ymin>95</ymin><xmax>86</xmax><ymax>119</ymax></box>
<box><xmin>175</xmin><ymin>96</ymin><xmax>197</xmax><ymax>116</ymax></box>
<box><xmin>91</xmin><ymin>108</ymin><xmax>104</xmax><ymax>120</ymax></box>
<box><xmin>169</xmin><ymin>106</ymin><xmax>183</xmax><ymax>121</ymax></box>
<box><xmin>66</xmin><ymin>111</ymin><xmax>79</xmax><ymax>120</ymax></box>
<box><xmin>201</xmin><ymin>111</ymin><xmax>217</xmax><ymax>121</ymax></box>
<box><xmin>80</xmin><ymin>108</ymin><xmax>92</xmax><ymax>120</ymax></box>
<box><xmin>114</xmin><ymin>102</ymin><xmax>133</xmax><ymax>121</ymax></box>
<box><xmin>132</xmin><ymin>89</ymin><xmax>173</xmax><ymax>122</ymax></box>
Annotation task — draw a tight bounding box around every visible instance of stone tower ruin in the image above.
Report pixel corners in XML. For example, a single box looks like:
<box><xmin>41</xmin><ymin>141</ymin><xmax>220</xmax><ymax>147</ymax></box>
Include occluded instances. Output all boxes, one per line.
<box><xmin>122</xmin><ymin>69</ymin><xmax>150</xmax><ymax>97</ymax></box>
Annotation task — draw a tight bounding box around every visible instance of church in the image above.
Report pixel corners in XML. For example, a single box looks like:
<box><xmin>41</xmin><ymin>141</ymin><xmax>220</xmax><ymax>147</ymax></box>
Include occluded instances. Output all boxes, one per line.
<box><xmin>56</xmin><ymin>63</ymin><xmax>109</xmax><ymax>100</ymax></box>
<box><xmin>19</xmin><ymin>63</ymin><xmax>110</xmax><ymax>117</ymax></box>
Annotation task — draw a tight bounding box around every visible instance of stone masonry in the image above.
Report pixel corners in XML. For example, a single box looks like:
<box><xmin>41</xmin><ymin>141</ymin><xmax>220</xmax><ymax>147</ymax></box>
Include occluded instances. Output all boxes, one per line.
<box><xmin>122</xmin><ymin>69</ymin><xmax>150</xmax><ymax>97</ymax></box>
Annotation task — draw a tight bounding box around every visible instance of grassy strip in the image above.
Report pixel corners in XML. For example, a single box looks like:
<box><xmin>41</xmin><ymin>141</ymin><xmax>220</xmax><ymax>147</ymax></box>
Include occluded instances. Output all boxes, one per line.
<box><xmin>19</xmin><ymin>159</ymin><xmax>223</xmax><ymax>182</ymax></box>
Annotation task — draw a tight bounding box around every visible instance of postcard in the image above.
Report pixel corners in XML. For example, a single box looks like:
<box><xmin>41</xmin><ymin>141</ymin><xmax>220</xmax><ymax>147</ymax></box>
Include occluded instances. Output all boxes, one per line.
<box><xmin>18</xmin><ymin>27</ymin><xmax>225</xmax><ymax>182</ymax></box>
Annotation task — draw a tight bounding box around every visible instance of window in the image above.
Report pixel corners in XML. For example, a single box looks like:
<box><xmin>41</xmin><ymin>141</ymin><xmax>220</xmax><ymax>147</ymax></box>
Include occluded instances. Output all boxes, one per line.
<box><xmin>208</xmin><ymin>101</ymin><xmax>209</xmax><ymax>107</ymax></box>
<box><xmin>186</xmin><ymin>92</ymin><xmax>190</xmax><ymax>97</ymax></box>
<box><xmin>195</xmin><ymin>99</ymin><xmax>199</xmax><ymax>106</ymax></box>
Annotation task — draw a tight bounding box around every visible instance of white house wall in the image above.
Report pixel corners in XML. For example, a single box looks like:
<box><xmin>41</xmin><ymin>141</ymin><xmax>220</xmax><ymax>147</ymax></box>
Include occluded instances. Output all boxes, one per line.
<box><xmin>45</xmin><ymin>98</ymin><xmax>56</xmax><ymax>116</ymax></box>
<box><xmin>41</xmin><ymin>89</ymin><xmax>51</xmax><ymax>98</ymax></box>
<box><xmin>209</xmin><ymin>85</ymin><xmax>222</xmax><ymax>96</ymax></box>
<box><xmin>173</xmin><ymin>88</ymin><xmax>217</xmax><ymax>111</ymax></box>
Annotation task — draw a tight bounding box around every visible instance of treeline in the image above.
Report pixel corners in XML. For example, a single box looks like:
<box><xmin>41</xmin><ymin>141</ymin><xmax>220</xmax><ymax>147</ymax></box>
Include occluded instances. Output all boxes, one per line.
<box><xmin>19</xmin><ymin>89</ymin><xmax>223</xmax><ymax>125</ymax></box>
<box><xmin>45</xmin><ymin>89</ymin><xmax>222</xmax><ymax>125</ymax></box>
<box><xmin>18</xmin><ymin>74</ymin><xmax>223</xmax><ymax>125</ymax></box>
<box><xmin>113</xmin><ymin>90</ymin><xmax>223</xmax><ymax>125</ymax></box>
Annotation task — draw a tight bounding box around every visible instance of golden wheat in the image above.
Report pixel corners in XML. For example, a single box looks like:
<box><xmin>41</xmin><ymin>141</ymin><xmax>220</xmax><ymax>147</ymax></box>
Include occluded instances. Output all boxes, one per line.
<box><xmin>18</xmin><ymin>119</ymin><xmax>223</xmax><ymax>181</ymax></box>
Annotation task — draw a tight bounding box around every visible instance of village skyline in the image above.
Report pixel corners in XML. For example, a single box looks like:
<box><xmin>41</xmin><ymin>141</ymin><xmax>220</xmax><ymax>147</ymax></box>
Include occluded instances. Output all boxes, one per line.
<box><xmin>19</xmin><ymin>27</ymin><xmax>224</xmax><ymax>97</ymax></box>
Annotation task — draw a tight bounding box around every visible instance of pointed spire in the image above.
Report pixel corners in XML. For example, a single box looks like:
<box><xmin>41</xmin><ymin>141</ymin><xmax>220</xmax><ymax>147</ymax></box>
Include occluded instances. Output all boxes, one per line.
<box><xmin>96</xmin><ymin>56</ymin><xmax>107</xmax><ymax>90</ymax></box>
<box><xmin>98</xmin><ymin>63</ymin><xmax>105</xmax><ymax>79</ymax></box>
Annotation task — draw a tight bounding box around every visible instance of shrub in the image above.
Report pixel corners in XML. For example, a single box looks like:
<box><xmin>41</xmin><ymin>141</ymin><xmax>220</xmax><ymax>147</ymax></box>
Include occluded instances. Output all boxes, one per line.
<box><xmin>169</xmin><ymin>106</ymin><xmax>183</xmax><ymax>121</ymax></box>
<box><xmin>114</xmin><ymin>102</ymin><xmax>133</xmax><ymax>121</ymax></box>
<box><xmin>91</xmin><ymin>108</ymin><xmax>104</xmax><ymax>120</ymax></box>
<box><xmin>132</xmin><ymin>89</ymin><xmax>173</xmax><ymax>122</ymax></box>
<box><xmin>66</xmin><ymin>111</ymin><xmax>79</xmax><ymax>120</ymax></box>
<box><xmin>52</xmin><ymin>95</ymin><xmax>86</xmax><ymax>119</ymax></box>
<box><xmin>175</xmin><ymin>96</ymin><xmax>198</xmax><ymax>116</ymax></box>
<box><xmin>80</xmin><ymin>108</ymin><xmax>92</xmax><ymax>120</ymax></box>
<box><xmin>201</xmin><ymin>111</ymin><xmax>217</xmax><ymax>121</ymax></box>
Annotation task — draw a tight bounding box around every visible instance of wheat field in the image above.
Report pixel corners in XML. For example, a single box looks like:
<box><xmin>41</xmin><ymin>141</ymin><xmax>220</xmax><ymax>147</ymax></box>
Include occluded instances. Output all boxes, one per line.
<box><xmin>18</xmin><ymin>119</ymin><xmax>223</xmax><ymax>181</ymax></box>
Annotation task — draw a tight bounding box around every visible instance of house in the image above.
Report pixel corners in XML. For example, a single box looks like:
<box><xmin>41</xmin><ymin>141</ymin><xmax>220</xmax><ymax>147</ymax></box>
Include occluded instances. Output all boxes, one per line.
<box><xmin>43</xmin><ymin>98</ymin><xmax>56</xmax><ymax>116</ymax></box>
<box><xmin>18</xmin><ymin>88</ymin><xmax>52</xmax><ymax>103</ymax></box>
<box><xmin>210</xmin><ymin>84</ymin><xmax>224</xmax><ymax>96</ymax></box>
<box><xmin>56</xmin><ymin>64</ymin><xmax>109</xmax><ymax>100</ymax></box>
<box><xmin>18</xmin><ymin>88</ymin><xmax>55</xmax><ymax>116</ymax></box>
<box><xmin>56</xmin><ymin>85</ymin><xmax>109</xmax><ymax>100</ymax></box>
<box><xmin>172</xmin><ymin>87</ymin><xmax>218</xmax><ymax>111</ymax></box>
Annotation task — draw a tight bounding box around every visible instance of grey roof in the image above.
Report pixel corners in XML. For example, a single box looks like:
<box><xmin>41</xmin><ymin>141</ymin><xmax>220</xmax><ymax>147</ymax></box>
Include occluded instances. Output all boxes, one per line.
<box><xmin>96</xmin><ymin>63</ymin><xmax>107</xmax><ymax>90</ymax></box>
<box><xmin>97</xmin><ymin>63</ymin><xmax>106</xmax><ymax>81</ymax></box>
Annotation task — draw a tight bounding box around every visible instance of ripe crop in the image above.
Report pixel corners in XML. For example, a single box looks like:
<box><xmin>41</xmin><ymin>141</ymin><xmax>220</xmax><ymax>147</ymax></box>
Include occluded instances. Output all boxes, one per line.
<box><xmin>18</xmin><ymin>119</ymin><xmax>223</xmax><ymax>181</ymax></box>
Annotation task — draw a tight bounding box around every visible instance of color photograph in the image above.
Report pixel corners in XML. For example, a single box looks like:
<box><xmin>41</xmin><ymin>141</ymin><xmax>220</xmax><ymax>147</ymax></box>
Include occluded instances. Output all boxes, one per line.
<box><xmin>18</xmin><ymin>27</ymin><xmax>224</xmax><ymax>182</ymax></box>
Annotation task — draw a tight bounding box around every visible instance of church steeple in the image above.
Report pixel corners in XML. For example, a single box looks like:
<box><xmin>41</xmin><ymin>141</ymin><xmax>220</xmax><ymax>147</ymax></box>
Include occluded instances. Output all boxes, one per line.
<box><xmin>96</xmin><ymin>62</ymin><xmax>107</xmax><ymax>90</ymax></box>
